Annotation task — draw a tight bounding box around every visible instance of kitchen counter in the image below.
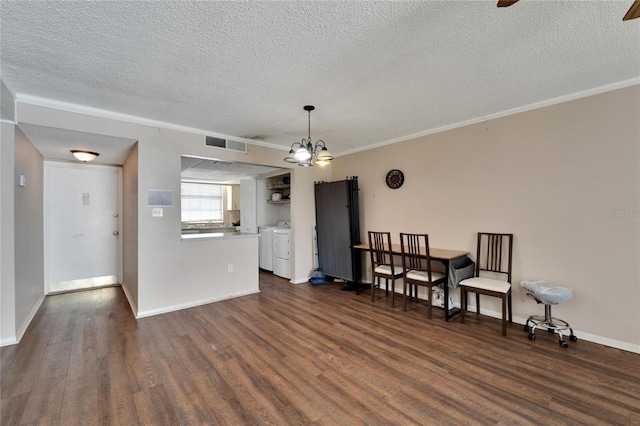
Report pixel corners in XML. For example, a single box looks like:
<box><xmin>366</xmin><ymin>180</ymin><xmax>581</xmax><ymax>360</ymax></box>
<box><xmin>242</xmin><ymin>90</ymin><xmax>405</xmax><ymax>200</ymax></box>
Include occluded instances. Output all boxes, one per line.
<box><xmin>181</xmin><ymin>231</ymin><xmax>259</xmax><ymax>241</ymax></box>
<box><xmin>182</xmin><ymin>226</ymin><xmax>240</xmax><ymax>234</ymax></box>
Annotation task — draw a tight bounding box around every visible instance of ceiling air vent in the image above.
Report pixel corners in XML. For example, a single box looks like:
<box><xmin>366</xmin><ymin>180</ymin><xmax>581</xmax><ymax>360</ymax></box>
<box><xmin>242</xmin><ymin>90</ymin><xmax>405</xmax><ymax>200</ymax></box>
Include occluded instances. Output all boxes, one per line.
<box><xmin>205</xmin><ymin>136</ymin><xmax>247</xmax><ymax>153</ymax></box>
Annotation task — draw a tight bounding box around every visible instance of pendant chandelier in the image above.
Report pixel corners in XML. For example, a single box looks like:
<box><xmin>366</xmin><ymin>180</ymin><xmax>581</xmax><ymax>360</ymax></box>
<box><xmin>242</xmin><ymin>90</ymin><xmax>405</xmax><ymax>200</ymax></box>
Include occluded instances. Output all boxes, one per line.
<box><xmin>284</xmin><ymin>105</ymin><xmax>333</xmax><ymax>167</ymax></box>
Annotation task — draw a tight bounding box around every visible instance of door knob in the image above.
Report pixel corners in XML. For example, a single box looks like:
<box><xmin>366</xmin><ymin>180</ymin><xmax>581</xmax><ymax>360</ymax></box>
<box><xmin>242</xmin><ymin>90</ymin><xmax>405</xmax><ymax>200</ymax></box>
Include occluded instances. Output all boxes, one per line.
<box><xmin>113</xmin><ymin>231</ymin><xmax>119</xmax><ymax>236</ymax></box>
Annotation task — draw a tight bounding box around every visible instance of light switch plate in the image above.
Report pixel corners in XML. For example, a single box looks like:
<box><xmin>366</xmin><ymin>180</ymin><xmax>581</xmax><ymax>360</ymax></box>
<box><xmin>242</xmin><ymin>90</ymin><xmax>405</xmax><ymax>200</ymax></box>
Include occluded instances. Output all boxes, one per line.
<box><xmin>152</xmin><ymin>208</ymin><xmax>163</xmax><ymax>217</ymax></box>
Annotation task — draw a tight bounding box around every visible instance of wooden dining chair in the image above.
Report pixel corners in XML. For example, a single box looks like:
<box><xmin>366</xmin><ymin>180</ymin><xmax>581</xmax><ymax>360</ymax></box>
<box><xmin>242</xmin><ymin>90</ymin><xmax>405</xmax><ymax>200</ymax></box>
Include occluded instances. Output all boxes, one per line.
<box><xmin>399</xmin><ymin>233</ymin><xmax>446</xmax><ymax>318</ymax></box>
<box><xmin>368</xmin><ymin>231</ymin><xmax>404</xmax><ymax>307</ymax></box>
<box><xmin>459</xmin><ymin>232</ymin><xmax>514</xmax><ymax>336</ymax></box>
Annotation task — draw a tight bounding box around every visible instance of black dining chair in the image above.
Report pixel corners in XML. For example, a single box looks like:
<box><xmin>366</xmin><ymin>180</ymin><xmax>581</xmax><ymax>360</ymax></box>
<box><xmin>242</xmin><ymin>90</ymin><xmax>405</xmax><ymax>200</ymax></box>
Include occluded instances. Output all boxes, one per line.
<box><xmin>368</xmin><ymin>231</ymin><xmax>404</xmax><ymax>307</ymax></box>
<box><xmin>399</xmin><ymin>233</ymin><xmax>446</xmax><ymax>318</ymax></box>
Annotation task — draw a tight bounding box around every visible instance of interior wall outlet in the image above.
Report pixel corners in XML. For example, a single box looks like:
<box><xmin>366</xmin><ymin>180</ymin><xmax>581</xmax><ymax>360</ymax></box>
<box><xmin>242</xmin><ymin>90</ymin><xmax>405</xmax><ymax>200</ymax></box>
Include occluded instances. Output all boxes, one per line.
<box><xmin>18</xmin><ymin>175</ymin><xmax>26</xmax><ymax>187</ymax></box>
<box><xmin>228</xmin><ymin>264</ymin><xmax>233</xmax><ymax>272</ymax></box>
<box><xmin>152</xmin><ymin>208</ymin><xmax>163</xmax><ymax>217</ymax></box>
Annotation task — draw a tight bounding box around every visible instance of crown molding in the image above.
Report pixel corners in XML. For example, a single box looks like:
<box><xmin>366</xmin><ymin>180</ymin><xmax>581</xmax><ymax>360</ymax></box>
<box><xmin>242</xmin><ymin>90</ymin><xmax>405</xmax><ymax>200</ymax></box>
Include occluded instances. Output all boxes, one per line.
<box><xmin>338</xmin><ymin>77</ymin><xmax>640</xmax><ymax>158</ymax></box>
<box><xmin>11</xmin><ymin>77</ymin><xmax>639</xmax><ymax>159</ymax></box>
<box><xmin>13</xmin><ymin>94</ymin><xmax>287</xmax><ymax>151</ymax></box>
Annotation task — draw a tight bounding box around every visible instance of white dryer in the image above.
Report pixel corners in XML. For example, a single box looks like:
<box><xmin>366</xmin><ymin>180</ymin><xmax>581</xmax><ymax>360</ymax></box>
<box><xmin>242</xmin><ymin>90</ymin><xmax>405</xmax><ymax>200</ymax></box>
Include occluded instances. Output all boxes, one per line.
<box><xmin>273</xmin><ymin>227</ymin><xmax>291</xmax><ymax>279</ymax></box>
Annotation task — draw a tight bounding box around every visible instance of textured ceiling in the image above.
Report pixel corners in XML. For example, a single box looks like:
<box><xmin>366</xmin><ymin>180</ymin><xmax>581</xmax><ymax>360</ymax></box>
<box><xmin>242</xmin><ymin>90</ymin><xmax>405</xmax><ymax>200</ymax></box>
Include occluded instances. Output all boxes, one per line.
<box><xmin>181</xmin><ymin>155</ymin><xmax>282</xmax><ymax>184</ymax></box>
<box><xmin>2</xmin><ymin>1</ymin><xmax>639</xmax><ymax>162</ymax></box>
<box><xmin>18</xmin><ymin>124</ymin><xmax>137</xmax><ymax>166</ymax></box>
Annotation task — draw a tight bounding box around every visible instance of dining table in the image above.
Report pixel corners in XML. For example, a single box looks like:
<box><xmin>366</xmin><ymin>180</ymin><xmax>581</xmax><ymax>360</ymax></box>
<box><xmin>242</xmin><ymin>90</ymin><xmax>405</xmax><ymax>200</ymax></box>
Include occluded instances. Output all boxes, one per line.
<box><xmin>352</xmin><ymin>243</ymin><xmax>470</xmax><ymax>321</ymax></box>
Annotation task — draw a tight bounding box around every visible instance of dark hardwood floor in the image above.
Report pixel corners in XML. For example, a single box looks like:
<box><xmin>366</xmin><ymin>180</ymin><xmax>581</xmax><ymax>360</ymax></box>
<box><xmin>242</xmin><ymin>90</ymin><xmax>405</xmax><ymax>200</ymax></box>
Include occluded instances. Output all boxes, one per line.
<box><xmin>2</xmin><ymin>271</ymin><xmax>639</xmax><ymax>425</ymax></box>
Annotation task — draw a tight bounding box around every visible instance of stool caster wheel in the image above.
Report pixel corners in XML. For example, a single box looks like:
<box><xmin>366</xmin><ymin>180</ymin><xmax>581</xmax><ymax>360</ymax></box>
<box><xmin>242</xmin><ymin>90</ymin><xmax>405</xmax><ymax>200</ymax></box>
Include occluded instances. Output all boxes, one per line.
<box><xmin>559</xmin><ymin>340</ymin><xmax>569</xmax><ymax>348</ymax></box>
<box><xmin>528</xmin><ymin>332</ymin><xmax>536</xmax><ymax>341</ymax></box>
<box><xmin>570</xmin><ymin>335</ymin><xmax>578</xmax><ymax>342</ymax></box>
<box><xmin>523</xmin><ymin>325</ymin><xmax>530</xmax><ymax>332</ymax></box>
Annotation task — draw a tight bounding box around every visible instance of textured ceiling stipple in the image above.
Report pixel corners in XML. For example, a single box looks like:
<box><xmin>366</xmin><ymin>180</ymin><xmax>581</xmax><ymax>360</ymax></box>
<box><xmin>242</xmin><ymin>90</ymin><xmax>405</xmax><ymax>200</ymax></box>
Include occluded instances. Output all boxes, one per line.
<box><xmin>1</xmin><ymin>1</ymin><xmax>639</xmax><ymax>163</ymax></box>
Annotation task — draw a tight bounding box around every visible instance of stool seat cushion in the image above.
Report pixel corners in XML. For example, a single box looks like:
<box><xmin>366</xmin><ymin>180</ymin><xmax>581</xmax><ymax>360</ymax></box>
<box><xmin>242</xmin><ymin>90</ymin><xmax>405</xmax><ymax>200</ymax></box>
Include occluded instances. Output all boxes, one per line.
<box><xmin>374</xmin><ymin>264</ymin><xmax>403</xmax><ymax>276</ymax></box>
<box><xmin>406</xmin><ymin>270</ymin><xmax>445</xmax><ymax>282</ymax></box>
<box><xmin>520</xmin><ymin>280</ymin><xmax>573</xmax><ymax>305</ymax></box>
<box><xmin>460</xmin><ymin>277</ymin><xmax>510</xmax><ymax>294</ymax></box>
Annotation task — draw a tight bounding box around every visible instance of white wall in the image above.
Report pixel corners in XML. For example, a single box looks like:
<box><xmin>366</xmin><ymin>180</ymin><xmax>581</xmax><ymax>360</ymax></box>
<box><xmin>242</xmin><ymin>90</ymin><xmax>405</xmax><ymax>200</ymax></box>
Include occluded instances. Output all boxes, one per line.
<box><xmin>0</xmin><ymin>103</ymin><xmax>46</xmax><ymax>346</ymax></box>
<box><xmin>6</xmin><ymin>86</ymin><xmax>638</xmax><ymax>351</ymax></box>
<box><xmin>331</xmin><ymin>85</ymin><xmax>640</xmax><ymax>351</ymax></box>
<box><xmin>13</xmin><ymin>127</ymin><xmax>45</xmax><ymax>336</ymax></box>
<box><xmin>0</xmin><ymin>121</ymin><xmax>17</xmax><ymax>345</ymax></box>
<box><xmin>14</xmin><ymin>101</ymin><xmax>326</xmax><ymax>317</ymax></box>
<box><xmin>290</xmin><ymin>165</ymin><xmax>331</xmax><ymax>283</ymax></box>
<box><xmin>122</xmin><ymin>143</ymin><xmax>139</xmax><ymax>312</ymax></box>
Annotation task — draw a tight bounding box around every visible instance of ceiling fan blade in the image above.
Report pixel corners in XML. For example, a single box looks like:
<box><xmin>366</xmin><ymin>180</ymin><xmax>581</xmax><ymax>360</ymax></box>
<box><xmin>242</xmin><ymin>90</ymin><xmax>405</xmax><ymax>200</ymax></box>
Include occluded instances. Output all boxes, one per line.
<box><xmin>623</xmin><ymin>0</ymin><xmax>640</xmax><ymax>20</ymax></box>
<box><xmin>497</xmin><ymin>0</ymin><xmax>520</xmax><ymax>7</ymax></box>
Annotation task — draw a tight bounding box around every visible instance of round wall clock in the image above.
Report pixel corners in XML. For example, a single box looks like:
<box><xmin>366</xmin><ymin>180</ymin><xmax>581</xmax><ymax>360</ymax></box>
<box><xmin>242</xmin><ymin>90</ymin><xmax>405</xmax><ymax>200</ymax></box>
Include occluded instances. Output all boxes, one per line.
<box><xmin>385</xmin><ymin>169</ymin><xmax>404</xmax><ymax>189</ymax></box>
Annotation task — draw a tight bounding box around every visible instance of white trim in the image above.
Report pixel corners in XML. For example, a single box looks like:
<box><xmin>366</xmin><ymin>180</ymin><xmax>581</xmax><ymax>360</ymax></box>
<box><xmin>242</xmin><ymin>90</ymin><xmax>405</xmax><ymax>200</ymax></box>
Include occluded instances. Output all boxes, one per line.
<box><xmin>0</xmin><ymin>336</ymin><xmax>18</xmax><ymax>347</ymax></box>
<box><xmin>467</xmin><ymin>305</ymin><xmax>639</xmax><ymax>354</ymax></box>
<box><xmin>574</xmin><ymin>331</ymin><xmax>640</xmax><ymax>354</ymax></box>
<box><xmin>10</xmin><ymin>78</ymin><xmax>640</xmax><ymax>159</ymax></box>
<box><xmin>14</xmin><ymin>94</ymin><xmax>284</xmax><ymax>151</ymax></box>
<box><xmin>291</xmin><ymin>277</ymin><xmax>311</xmax><ymax>284</ymax></box>
<box><xmin>394</xmin><ymin>285</ymin><xmax>639</xmax><ymax>354</ymax></box>
<box><xmin>135</xmin><ymin>289</ymin><xmax>261</xmax><ymax>319</ymax></box>
<box><xmin>338</xmin><ymin>78</ymin><xmax>640</xmax><ymax>157</ymax></box>
<box><xmin>0</xmin><ymin>118</ymin><xmax>15</xmax><ymax>125</ymax></box>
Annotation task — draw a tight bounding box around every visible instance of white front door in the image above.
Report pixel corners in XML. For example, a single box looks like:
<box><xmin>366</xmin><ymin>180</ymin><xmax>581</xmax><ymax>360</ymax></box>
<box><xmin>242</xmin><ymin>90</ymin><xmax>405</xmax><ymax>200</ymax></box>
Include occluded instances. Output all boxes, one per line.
<box><xmin>45</xmin><ymin>162</ymin><xmax>122</xmax><ymax>293</ymax></box>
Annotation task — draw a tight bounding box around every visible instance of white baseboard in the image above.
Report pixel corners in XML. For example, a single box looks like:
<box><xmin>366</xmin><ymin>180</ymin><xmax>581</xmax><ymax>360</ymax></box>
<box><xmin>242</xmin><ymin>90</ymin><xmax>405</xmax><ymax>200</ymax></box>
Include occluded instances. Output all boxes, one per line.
<box><xmin>0</xmin><ymin>293</ymin><xmax>45</xmax><ymax>347</ymax></box>
<box><xmin>0</xmin><ymin>336</ymin><xmax>18</xmax><ymax>347</ymax></box>
<box><xmin>460</xmin><ymin>304</ymin><xmax>639</xmax><ymax>354</ymax></box>
<box><xmin>382</xmin><ymin>285</ymin><xmax>640</xmax><ymax>354</ymax></box>
<box><xmin>135</xmin><ymin>288</ymin><xmax>261</xmax><ymax>319</ymax></box>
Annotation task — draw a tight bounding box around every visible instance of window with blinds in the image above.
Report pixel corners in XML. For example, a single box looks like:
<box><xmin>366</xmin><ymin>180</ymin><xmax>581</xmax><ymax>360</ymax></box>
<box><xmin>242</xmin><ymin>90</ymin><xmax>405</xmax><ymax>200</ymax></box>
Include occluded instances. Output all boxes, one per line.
<box><xmin>181</xmin><ymin>182</ymin><xmax>225</xmax><ymax>223</ymax></box>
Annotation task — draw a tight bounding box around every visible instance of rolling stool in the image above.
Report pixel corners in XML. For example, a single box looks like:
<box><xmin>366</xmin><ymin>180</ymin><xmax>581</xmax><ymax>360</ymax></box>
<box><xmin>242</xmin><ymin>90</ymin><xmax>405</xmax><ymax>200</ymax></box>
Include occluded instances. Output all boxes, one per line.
<box><xmin>520</xmin><ymin>281</ymin><xmax>577</xmax><ymax>348</ymax></box>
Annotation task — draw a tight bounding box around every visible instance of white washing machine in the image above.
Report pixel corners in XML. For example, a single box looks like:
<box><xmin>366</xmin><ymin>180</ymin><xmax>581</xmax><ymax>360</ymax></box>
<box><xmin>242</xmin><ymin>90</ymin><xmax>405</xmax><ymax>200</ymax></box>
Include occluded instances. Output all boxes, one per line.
<box><xmin>273</xmin><ymin>227</ymin><xmax>291</xmax><ymax>279</ymax></box>
<box><xmin>259</xmin><ymin>221</ymin><xmax>290</xmax><ymax>271</ymax></box>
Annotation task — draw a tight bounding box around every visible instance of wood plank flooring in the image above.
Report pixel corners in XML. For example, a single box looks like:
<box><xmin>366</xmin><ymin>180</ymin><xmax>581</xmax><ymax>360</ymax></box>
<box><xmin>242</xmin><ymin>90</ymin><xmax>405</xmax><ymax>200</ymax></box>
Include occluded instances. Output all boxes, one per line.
<box><xmin>2</xmin><ymin>271</ymin><xmax>639</xmax><ymax>425</ymax></box>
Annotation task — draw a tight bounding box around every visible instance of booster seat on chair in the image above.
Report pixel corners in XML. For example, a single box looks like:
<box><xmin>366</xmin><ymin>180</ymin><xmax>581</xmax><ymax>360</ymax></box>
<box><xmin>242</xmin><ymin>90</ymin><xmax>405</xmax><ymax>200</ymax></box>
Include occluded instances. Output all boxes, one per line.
<box><xmin>520</xmin><ymin>281</ymin><xmax>577</xmax><ymax>348</ymax></box>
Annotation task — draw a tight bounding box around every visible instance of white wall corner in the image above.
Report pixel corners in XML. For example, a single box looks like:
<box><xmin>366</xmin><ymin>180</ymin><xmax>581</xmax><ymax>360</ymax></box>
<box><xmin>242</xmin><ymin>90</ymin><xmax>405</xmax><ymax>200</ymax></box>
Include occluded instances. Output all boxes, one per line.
<box><xmin>14</xmin><ymin>293</ymin><xmax>45</xmax><ymax>344</ymax></box>
<box><xmin>120</xmin><ymin>282</ymin><xmax>138</xmax><ymax>318</ymax></box>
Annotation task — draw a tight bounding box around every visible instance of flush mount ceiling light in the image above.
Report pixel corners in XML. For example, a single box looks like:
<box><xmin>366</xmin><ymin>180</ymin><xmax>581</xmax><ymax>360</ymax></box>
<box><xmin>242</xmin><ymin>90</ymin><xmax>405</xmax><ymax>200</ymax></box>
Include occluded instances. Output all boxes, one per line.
<box><xmin>284</xmin><ymin>105</ymin><xmax>333</xmax><ymax>167</ymax></box>
<box><xmin>70</xmin><ymin>150</ymin><xmax>100</xmax><ymax>162</ymax></box>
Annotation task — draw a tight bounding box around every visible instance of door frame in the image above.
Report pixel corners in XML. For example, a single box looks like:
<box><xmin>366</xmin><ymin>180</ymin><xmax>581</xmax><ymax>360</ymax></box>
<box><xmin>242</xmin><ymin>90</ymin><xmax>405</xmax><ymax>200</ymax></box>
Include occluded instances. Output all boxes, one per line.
<box><xmin>43</xmin><ymin>161</ymin><xmax>123</xmax><ymax>294</ymax></box>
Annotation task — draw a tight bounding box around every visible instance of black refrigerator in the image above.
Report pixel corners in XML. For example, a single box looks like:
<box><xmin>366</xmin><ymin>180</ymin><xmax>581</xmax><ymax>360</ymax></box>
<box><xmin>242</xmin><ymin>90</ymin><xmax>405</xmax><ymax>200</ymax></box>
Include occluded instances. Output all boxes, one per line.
<box><xmin>314</xmin><ymin>177</ymin><xmax>362</xmax><ymax>286</ymax></box>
